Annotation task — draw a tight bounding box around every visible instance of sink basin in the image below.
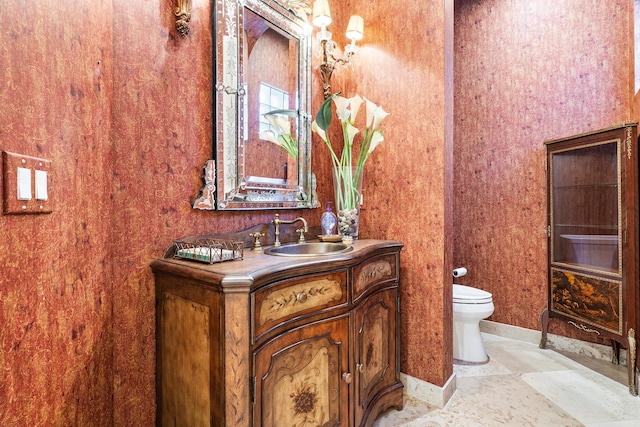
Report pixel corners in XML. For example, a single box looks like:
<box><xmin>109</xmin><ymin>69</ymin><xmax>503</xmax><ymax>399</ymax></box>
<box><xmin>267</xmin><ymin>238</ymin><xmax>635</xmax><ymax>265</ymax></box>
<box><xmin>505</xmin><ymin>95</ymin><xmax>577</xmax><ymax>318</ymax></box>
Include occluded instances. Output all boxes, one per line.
<box><xmin>264</xmin><ymin>242</ymin><xmax>353</xmax><ymax>257</ymax></box>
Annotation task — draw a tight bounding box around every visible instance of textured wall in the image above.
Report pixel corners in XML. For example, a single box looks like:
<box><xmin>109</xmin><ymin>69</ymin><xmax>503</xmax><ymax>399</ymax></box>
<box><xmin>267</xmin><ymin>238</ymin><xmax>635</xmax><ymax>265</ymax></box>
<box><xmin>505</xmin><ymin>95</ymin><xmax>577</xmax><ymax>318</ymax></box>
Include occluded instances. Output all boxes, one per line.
<box><xmin>454</xmin><ymin>0</ymin><xmax>635</xmax><ymax>343</ymax></box>
<box><xmin>0</xmin><ymin>0</ymin><xmax>115</xmax><ymax>424</ymax></box>
<box><xmin>323</xmin><ymin>0</ymin><xmax>453</xmax><ymax>386</ymax></box>
<box><xmin>2</xmin><ymin>0</ymin><xmax>636</xmax><ymax>424</ymax></box>
<box><xmin>0</xmin><ymin>0</ymin><xmax>290</xmax><ymax>424</ymax></box>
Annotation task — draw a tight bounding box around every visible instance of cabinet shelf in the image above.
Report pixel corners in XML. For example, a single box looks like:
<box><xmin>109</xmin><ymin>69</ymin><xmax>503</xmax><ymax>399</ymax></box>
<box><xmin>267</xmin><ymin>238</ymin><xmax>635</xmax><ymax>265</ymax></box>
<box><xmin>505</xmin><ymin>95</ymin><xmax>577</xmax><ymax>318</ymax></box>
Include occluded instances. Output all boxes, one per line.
<box><xmin>553</xmin><ymin>183</ymin><xmax>617</xmax><ymax>189</ymax></box>
<box><xmin>553</xmin><ymin>224</ymin><xmax>618</xmax><ymax>230</ymax></box>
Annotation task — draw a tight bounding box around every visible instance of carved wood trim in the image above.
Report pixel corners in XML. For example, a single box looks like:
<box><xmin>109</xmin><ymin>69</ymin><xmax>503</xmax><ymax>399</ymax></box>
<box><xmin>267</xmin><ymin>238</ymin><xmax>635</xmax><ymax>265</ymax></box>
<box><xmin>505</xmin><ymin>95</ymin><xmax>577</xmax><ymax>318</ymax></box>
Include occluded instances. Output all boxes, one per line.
<box><xmin>354</xmin><ymin>254</ymin><xmax>396</xmax><ymax>299</ymax></box>
<box><xmin>224</xmin><ymin>292</ymin><xmax>251</xmax><ymax>427</ymax></box>
<box><xmin>252</xmin><ymin>271</ymin><xmax>348</xmax><ymax>342</ymax></box>
<box><xmin>193</xmin><ymin>160</ymin><xmax>216</xmax><ymax>210</ymax></box>
<box><xmin>258</xmin><ymin>278</ymin><xmax>343</xmax><ymax>325</ymax></box>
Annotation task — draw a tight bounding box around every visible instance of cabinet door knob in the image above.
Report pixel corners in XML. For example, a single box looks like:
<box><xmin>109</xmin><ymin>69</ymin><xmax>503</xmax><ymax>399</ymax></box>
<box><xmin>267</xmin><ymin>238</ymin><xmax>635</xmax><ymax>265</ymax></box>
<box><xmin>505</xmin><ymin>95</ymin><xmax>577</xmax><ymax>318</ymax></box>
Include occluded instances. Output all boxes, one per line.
<box><xmin>356</xmin><ymin>363</ymin><xmax>364</xmax><ymax>373</ymax></box>
<box><xmin>296</xmin><ymin>292</ymin><xmax>308</xmax><ymax>303</ymax></box>
<box><xmin>342</xmin><ymin>372</ymin><xmax>352</xmax><ymax>384</ymax></box>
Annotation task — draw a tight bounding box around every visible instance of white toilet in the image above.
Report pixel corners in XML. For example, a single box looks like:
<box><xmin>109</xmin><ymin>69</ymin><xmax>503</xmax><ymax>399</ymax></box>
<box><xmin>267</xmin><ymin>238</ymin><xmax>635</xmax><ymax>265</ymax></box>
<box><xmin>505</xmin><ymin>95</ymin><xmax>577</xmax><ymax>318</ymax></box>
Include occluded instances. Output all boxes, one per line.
<box><xmin>453</xmin><ymin>284</ymin><xmax>494</xmax><ymax>364</ymax></box>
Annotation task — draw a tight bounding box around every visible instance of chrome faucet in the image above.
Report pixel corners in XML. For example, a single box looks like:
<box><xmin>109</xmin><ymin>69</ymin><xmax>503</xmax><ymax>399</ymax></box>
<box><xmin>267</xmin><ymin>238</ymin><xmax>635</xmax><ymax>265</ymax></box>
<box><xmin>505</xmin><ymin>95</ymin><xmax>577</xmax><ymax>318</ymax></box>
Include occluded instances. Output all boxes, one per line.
<box><xmin>273</xmin><ymin>214</ymin><xmax>308</xmax><ymax>246</ymax></box>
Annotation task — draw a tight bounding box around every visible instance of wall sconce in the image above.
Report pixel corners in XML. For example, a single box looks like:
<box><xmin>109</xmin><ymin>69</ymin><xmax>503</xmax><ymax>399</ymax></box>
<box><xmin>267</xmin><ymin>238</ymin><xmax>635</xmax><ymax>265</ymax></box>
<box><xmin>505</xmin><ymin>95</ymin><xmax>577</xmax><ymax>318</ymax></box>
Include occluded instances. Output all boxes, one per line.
<box><xmin>312</xmin><ymin>0</ymin><xmax>364</xmax><ymax>99</ymax></box>
<box><xmin>175</xmin><ymin>0</ymin><xmax>191</xmax><ymax>37</ymax></box>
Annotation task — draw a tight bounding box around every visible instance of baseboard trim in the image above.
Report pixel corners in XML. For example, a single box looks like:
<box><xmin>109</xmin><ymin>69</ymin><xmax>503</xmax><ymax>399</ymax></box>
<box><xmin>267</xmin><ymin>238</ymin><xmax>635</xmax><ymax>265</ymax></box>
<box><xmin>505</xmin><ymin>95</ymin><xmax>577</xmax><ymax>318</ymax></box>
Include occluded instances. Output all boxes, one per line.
<box><xmin>400</xmin><ymin>319</ymin><xmax>631</xmax><ymax>409</ymax></box>
<box><xmin>479</xmin><ymin>319</ymin><xmax>627</xmax><ymax>365</ymax></box>
<box><xmin>400</xmin><ymin>371</ymin><xmax>456</xmax><ymax>409</ymax></box>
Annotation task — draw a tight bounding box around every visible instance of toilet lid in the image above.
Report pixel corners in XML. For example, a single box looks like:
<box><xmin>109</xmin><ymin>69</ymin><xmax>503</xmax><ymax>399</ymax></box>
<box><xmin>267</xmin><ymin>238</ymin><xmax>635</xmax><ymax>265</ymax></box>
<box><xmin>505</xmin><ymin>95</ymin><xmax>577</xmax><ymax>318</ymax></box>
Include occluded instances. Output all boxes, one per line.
<box><xmin>453</xmin><ymin>284</ymin><xmax>493</xmax><ymax>304</ymax></box>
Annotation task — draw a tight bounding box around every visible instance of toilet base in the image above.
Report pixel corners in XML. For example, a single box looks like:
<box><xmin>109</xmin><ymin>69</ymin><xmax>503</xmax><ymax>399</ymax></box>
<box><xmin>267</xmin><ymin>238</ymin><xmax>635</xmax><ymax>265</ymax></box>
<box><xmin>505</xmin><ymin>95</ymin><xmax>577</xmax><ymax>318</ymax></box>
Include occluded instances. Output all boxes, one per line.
<box><xmin>453</xmin><ymin>315</ymin><xmax>491</xmax><ymax>363</ymax></box>
<box><xmin>453</xmin><ymin>356</ymin><xmax>490</xmax><ymax>366</ymax></box>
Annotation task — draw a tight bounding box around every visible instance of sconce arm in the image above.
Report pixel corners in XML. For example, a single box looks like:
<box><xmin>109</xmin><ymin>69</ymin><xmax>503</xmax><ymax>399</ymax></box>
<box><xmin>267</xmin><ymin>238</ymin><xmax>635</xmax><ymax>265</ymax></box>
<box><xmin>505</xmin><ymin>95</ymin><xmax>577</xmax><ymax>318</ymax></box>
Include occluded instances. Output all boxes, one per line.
<box><xmin>175</xmin><ymin>0</ymin><xmax>191</xmax><ymax>37</ymax></box>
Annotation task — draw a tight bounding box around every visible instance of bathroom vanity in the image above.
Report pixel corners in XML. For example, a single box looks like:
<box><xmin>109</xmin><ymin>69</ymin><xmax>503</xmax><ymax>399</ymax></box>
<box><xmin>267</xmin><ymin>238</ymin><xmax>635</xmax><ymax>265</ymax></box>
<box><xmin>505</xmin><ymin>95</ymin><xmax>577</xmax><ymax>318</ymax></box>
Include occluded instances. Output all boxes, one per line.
<box><xmin>542</xmin><ymin>122</ymin><xmax>638</xmax><ymax>395</ymax></box>
<box><xmin>151</xmin><ymin>237</ymin><xmax>403</xmax><ymax>426</ymax></box>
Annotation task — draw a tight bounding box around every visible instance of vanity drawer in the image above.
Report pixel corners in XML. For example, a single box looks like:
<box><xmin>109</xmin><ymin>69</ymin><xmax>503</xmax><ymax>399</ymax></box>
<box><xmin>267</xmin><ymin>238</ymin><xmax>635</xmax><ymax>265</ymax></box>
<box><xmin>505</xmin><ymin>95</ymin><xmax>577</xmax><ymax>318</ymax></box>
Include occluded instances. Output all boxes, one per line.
<box><xmin>252</xmin><ymin>270</ymin><xmax>348</xmax><ymax>342</ymax></box>
<box><xmin>353</xmin><ymin>253</ymin><xmax>398</xmax><ymax>300</ymax></box>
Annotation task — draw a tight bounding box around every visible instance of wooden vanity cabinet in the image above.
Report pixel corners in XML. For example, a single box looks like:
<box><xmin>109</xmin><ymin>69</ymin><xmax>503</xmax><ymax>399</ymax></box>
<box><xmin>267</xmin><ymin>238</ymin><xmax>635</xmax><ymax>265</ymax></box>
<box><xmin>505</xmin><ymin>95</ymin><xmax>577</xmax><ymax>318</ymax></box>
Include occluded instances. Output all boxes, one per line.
<box><xmin>151</xmin><ymin>240</ymin><xmax>403</xmax><ymax>427</ymax></box>
<box><xmin>541</xmin><ymin>123</ymin><xmax>638</xmax><ymax>395</ymax></box>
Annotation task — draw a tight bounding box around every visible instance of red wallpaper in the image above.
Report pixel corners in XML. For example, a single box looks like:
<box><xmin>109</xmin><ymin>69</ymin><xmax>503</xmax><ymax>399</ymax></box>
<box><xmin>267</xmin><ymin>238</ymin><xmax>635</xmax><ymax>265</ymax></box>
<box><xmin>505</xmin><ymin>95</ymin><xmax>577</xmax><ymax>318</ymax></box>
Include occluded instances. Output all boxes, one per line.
<box><xmin>0</xmin><ymin>0</ymin><xmax>636</xmax><ymax>424</ymax></box>
<box><xmin>454</xmin><ymin>0</ymin><xmax>634</xmax><ymax>341</ymax></box>
<box><xmin>324</xmin><ymin>0</ymin><xmax>453</xmax><ymax>386</ymax></box>
<box><xmin>0</xmin><ymin>0</ymin><xmax>116</xmax><ymax>424</ymax></box>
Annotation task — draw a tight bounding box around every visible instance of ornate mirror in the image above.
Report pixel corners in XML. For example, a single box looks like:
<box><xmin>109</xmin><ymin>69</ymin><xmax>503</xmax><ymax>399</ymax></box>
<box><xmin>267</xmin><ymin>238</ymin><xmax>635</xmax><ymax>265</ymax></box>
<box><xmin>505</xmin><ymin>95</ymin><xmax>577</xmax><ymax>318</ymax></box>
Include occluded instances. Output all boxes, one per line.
<box><xmin>194</xmin><ymin>0</ymin><xmax>314</xmax><ymax>210</ymax></box>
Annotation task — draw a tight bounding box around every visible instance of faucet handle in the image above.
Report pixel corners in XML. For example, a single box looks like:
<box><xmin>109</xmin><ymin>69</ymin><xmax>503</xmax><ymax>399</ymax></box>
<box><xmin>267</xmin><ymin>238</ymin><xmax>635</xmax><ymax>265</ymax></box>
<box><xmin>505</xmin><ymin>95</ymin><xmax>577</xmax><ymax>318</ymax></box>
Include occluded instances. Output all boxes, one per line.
<box><xmin>249</xmin><ymin>232</ymin><xmax>264</xmax><ymax>251</ymax></box>
<box><xmin>296</xmin><ymin>228</ymin><xmax>307</xmax><ymax>243</ymax></box>
<box><xmin>273</xmin><ymin>214</ymin><xmax>281</xmax><ymax>247</ymax></box>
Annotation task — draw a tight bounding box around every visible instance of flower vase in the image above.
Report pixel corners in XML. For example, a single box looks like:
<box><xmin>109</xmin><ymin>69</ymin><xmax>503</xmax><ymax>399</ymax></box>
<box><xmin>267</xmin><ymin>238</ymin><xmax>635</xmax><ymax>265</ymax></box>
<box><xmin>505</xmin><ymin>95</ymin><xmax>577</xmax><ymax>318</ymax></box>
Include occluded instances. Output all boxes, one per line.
<box><xmin>332</xmin><ymin>166</ymin><xmax>363</xmax><ymax>239</ymax></box>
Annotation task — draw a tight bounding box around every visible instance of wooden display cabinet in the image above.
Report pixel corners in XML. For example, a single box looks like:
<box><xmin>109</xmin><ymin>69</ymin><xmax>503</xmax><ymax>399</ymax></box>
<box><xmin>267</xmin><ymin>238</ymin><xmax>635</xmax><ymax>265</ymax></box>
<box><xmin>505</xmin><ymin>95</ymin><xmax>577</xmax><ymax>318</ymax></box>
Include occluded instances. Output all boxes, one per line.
<box><xmin>151</xmin><ymin>237</ymin><xmax>403</xmax><ymax>426</ymax></box>
<box><xmin>541</xmin><ymin>122</ymin><xmax>638</xmax><ymax>395</ymax></box>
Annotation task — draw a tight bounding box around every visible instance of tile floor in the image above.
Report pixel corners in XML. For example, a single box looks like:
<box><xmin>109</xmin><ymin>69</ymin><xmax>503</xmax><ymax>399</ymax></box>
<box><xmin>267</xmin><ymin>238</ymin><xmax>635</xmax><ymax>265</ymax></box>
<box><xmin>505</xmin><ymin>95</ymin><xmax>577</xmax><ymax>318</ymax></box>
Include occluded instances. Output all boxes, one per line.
<box><xmin>373</xmin><ymin>333</ymin><xmax>640</xmax><ymax>426</ymax></box>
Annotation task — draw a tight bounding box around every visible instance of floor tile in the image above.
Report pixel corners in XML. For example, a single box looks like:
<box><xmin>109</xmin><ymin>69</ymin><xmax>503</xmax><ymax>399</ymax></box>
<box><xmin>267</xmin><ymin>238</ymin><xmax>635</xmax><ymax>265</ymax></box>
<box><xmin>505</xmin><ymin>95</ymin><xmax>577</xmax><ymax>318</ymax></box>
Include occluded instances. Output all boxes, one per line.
<box><xmin>522</xmin><ymin>369</ymin><xmax>640</xmax><ymax>425</ymax></box>
<box><xmin>374</xmin><ymin>333</ymin><xmax>640</xmax><ymax>426</ymax></box>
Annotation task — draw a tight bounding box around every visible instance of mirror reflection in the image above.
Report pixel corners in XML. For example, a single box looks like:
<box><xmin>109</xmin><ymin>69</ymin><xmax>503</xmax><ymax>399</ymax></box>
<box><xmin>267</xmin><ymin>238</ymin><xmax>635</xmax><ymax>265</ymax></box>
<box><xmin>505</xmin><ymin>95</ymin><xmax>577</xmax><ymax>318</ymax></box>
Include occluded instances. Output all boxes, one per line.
<box><xmin>193</xmin><ymin>0</ymin><xmax>313</xmax><ymax>211</ymax></box>
<box><xmin>244</xmin><ymin>8</ymin><xmax>299</xmax><ymax>185</ymax></box>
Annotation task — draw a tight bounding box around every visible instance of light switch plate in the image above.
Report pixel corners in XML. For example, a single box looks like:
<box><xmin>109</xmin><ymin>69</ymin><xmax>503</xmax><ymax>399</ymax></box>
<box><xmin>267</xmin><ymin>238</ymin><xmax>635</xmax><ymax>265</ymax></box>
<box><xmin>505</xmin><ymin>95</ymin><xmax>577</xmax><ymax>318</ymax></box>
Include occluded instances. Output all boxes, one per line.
<box><xmin>2</xmin><ymin>151</ymin><xmax>53</xmax><ymax>214</ymax></box>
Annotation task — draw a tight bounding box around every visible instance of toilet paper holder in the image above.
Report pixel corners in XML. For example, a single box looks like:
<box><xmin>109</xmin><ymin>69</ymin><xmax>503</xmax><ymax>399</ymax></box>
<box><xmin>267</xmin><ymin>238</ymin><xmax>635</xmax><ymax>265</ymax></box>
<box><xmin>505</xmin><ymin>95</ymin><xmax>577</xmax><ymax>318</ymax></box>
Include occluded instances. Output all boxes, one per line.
<box><xmin>452</xmin><ymin>267</ymin><xmax>467</xmax><ymax>278</ymax></box>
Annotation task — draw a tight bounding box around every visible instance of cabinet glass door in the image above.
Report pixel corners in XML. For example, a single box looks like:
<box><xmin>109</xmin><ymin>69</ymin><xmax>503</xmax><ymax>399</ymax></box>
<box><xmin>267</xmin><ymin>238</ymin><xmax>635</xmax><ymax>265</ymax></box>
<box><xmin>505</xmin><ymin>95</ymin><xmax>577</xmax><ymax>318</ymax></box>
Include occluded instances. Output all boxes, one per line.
<box><xmin>549</xmin><ymin>140</ymin><xmax>621</xmax><ymax>274</ymax></box>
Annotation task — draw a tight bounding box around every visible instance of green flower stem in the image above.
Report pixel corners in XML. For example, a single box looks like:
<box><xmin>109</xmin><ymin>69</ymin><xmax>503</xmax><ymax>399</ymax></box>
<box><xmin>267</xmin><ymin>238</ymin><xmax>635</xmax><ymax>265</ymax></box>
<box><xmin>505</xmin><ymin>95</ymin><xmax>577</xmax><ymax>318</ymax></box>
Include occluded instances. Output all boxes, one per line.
<box><xmin>279</xmin><ymin>134</ymin><xmax>298</xmax><ymax>158</ymax></box>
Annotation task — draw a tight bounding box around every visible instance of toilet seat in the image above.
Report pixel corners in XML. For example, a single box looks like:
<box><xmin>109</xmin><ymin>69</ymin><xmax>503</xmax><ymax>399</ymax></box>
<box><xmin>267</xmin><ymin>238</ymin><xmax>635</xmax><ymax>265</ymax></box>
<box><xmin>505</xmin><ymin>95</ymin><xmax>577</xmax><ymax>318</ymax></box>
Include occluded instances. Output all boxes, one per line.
<box><xmin>453</xmin><ymin>284</ymin><xmax>493</xmax><ymax>304</ymax></box>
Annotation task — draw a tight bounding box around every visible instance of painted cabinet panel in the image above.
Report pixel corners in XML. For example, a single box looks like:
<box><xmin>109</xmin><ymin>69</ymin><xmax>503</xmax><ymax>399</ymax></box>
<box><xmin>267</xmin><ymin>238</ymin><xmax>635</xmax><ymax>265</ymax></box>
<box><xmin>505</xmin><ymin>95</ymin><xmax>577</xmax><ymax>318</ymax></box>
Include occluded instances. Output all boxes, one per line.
<box><xmin>354</xmin><ymin>287</ymin><xmax>399</xmax><ymax>427</ymax></box>
<box><xmin>253</xmin><ymin>316</ymin><xmax>350</xmax><ymax>427</ymax></box>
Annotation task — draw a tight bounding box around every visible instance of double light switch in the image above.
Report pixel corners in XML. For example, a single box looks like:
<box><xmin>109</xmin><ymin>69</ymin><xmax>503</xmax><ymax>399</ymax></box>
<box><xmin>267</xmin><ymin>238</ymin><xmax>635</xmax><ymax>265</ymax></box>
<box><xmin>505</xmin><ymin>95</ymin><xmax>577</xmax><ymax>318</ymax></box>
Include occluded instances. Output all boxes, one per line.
<box><xmin>16</xmin><ymin>167</ymin><xmax>48</xmax><ymax>201</ymax></box>
<box><xmin>2</xmin><ymin>151</ymin><xmax>52</xmax><ymax>214</ymax></box>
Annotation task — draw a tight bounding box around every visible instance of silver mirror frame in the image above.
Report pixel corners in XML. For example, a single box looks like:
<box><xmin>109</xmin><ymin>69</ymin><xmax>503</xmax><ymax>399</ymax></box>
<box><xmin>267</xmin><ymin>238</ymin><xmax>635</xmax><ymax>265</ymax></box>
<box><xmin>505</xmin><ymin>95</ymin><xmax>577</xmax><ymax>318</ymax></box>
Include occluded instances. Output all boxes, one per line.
<box><xmin>194</xmin><ymin>0</ymin><xmax>314</xmax><ymax>211</ymax></box>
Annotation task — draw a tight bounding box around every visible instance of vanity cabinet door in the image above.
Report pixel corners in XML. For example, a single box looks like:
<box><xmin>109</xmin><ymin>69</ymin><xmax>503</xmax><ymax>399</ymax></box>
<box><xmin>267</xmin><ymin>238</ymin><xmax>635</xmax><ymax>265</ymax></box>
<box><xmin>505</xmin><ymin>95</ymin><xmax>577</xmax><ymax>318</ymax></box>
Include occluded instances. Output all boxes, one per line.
<box><xmin>252</xmin><ymin>315</ymin><xmax>350</xmax><ymax>427</ymax></box>
<box><xmin>353</xmin><ymin>286</ymin><xmax>400</xmax><ymax>427</ymax></box>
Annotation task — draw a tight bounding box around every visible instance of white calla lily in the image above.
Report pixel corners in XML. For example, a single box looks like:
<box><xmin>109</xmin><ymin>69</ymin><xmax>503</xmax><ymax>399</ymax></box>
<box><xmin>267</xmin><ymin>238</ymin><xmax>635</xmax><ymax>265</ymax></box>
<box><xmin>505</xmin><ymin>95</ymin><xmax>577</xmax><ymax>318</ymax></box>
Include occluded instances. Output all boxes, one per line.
<box><xmin>367</xmin><ymin>131</ymin><xmax>384</xmax><ymax>154</ymax></box>
<box><xmin>261</xmin><ymin>111</ymin><xmax>298</xmax><ymax>158</ymax></box>
<box><xmin>333</xmin><ymin>96</ymin><xmax>351</xmax><ymax>122</ymax></box>
<box><xmin>348</xmin><ymin>94</ymin><xmax>364</xmax><ymax>124</ymax></box>
<box><xmin>312</xmin><ymin>120</ymin><xmax>327</xmax><ymax>141</ymax></box>
<box><xmin>370</xmin><ymin>105</ymin><xmax>389</xmax><ymax>130</ymax></box>
<box><xmin>265</xmin><ymin>113</ymin><xmax>291</xmax><ymax>135</ymax></box>
<box><xmin>344</xmin><ymin>122</ymin><xmax>359</xmax><ymax>147</ymax></box>
<box><xmin>259</xmin><ymin>130</ymin><xmax>279</xmax><ymax>145</ymax></box>
<box><xmin>364</xmin><ymin>97</ymin><xmax>377</xmax><ymax>128</ymax></box>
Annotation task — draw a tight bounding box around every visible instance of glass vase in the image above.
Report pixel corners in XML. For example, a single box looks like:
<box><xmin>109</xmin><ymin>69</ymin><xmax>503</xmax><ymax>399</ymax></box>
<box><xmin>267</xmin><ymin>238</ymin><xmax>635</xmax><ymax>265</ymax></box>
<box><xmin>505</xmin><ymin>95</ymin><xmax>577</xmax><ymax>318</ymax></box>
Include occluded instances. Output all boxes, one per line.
<box><xmin>332</xmin><ymin>166</ymin><xmax>364</xmax><ymax>239</ymax></box>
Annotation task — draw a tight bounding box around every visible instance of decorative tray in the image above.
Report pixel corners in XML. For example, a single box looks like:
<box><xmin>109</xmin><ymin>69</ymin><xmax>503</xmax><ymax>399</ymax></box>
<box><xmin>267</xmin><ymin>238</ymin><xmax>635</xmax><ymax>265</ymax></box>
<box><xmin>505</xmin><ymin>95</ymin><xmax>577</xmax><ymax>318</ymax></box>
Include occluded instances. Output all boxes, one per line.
<box><xmin>318</xmin><ymin>235</ymin><xmax>342</xmax><ymax>242</ymax></box>
<box><xmin>173</xmin><ymin>238</ymin><xmax>243</xmax><ymax>264</ymax></box>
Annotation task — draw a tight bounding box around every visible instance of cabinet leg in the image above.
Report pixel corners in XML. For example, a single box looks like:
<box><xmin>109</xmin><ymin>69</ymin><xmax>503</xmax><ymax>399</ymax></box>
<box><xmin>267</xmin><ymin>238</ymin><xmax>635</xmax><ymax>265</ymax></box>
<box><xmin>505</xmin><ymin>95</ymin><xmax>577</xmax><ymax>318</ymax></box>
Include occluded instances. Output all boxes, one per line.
<box><xmin>540</xmin><ymin>308</ymin><xmax>549</xmax><ymax>349</ymax></box>
<box><xmin>628</xmin><ymin>329</ymin><xmax>637</xmax><ymax>396</ymax></box>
